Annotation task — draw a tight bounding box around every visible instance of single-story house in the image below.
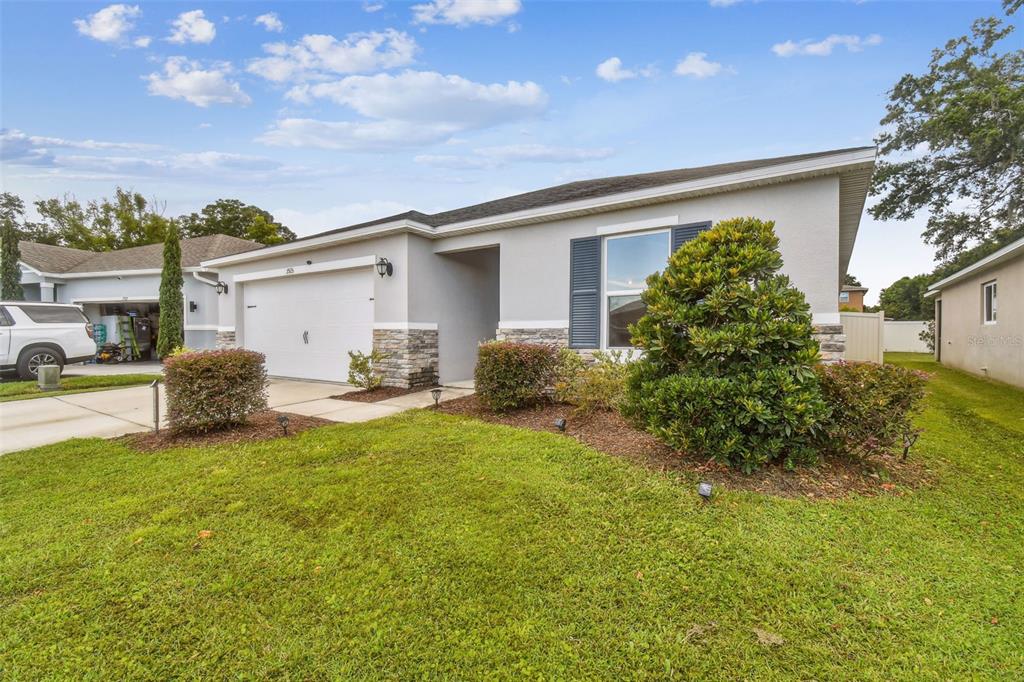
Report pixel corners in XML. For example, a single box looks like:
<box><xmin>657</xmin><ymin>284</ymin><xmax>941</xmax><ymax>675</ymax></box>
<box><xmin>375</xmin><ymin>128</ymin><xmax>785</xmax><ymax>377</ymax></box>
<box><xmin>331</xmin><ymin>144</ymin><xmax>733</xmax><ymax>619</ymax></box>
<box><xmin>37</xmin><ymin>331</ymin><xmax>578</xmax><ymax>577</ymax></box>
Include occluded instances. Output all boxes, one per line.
<box><xmin>926</xmin><ymin>236</ymin><xmax>1023</xmax><ymax>388</ymax></box>
<box><xmin>17</xmin><ymin>235</ymin><xmax>262</xmax><ymax>353</ymax></box>
<box><xmin>202</xmin><ymin>146</ymin><xmax>876</xmax><ymax>386</ymax></box>
<box><xmin>839</xmin><ymin>284</ymin><xmax>868</xmax><ymax>311</ymax></box>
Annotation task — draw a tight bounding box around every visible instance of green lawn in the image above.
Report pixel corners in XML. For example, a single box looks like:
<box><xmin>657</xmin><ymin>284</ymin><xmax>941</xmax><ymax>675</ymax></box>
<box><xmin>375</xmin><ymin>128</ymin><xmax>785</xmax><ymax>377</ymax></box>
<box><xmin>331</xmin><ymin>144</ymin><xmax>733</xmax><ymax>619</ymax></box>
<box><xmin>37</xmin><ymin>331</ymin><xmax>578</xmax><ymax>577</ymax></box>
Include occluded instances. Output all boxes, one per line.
<box><xmin>0</xmin><ymin>373</ymin><xmax>161</xmax><ymax>402</ymax></box>
<box><xmin>1</xmin><ymin>356</ymin><xmax>1021</xmax><ymax>679</ymax></box>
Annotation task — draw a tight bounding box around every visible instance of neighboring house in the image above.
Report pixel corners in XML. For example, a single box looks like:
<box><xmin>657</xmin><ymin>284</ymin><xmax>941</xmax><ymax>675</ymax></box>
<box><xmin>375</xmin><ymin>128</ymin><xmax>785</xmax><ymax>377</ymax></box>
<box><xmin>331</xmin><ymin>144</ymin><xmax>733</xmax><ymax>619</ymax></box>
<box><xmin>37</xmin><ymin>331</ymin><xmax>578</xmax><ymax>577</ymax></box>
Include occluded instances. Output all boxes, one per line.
<box><xmin>839</xmin><ymin>284</ymin><xmax>868</xmax><ymax>311</ymax></box>
<box><xmin>925</xmin><ymin>236</ymin><xmax>1024</xmax><ymax>388</ymax></box>
<box><xmin>202</xmin><ymin>147</ymin><xmax>876</xmax><ymax>386</ymax></box>
<box><xmin>17</xmin><ymin>235</ymin><xmax>262</xmax><ymax>351</ymax></box>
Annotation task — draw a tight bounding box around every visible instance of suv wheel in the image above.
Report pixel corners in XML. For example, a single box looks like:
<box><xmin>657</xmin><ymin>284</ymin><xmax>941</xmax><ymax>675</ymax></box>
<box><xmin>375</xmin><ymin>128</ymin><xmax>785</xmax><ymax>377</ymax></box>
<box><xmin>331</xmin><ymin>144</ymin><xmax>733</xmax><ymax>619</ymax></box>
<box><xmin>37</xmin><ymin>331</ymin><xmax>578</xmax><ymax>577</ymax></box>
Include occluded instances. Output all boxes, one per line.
<box><xmin>17</xmin><ymin>346</ymin><xmax>64</xmax><ymax>381</ymax></box>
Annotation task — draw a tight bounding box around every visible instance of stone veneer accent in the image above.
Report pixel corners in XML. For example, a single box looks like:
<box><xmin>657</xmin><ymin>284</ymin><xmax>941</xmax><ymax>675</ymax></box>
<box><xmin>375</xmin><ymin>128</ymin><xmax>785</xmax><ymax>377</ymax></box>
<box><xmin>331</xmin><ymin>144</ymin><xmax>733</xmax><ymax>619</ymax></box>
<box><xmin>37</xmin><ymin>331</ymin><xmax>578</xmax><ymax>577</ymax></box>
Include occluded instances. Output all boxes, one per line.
<box><xmin>495</xmin><ymin>327</ymin><xmax>569</xmax><ymax>347</ymax></box>
<box><xmin>372</xmin><ymin>328</ymin><xmax>439</xmax><ymax>388</ymax></box>
<box><xmin>812</xmin><ymin>324</ymin><xmax>846</xmax><ymax>364</ymax></box>
<box><xmin>215</xmin><ymin>330</ymin><xmax>236</xmax><ymax>349</ymax></box>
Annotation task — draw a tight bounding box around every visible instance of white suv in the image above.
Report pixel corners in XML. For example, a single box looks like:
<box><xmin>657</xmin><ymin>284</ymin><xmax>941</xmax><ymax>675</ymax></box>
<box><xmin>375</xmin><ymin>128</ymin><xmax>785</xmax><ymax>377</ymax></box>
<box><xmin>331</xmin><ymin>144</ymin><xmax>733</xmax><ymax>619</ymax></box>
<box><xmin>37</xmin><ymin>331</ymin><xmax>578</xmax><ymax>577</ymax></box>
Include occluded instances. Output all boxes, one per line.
<box><xmin>0</xmin><ymin>302</ymin><xmax>97</xmax><ymax>380</ymax></box>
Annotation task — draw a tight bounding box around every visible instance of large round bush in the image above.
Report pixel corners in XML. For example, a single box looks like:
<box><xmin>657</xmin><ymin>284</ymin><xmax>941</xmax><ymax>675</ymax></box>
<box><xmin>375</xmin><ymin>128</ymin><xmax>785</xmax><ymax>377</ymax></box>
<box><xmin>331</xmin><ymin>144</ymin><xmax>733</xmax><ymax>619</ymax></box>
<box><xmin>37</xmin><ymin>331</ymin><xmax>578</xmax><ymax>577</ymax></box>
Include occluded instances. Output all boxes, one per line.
<box><xmin>621</xmin><ymin>217</ymin><xmax>829</xmax><ymax>471</ymax></box>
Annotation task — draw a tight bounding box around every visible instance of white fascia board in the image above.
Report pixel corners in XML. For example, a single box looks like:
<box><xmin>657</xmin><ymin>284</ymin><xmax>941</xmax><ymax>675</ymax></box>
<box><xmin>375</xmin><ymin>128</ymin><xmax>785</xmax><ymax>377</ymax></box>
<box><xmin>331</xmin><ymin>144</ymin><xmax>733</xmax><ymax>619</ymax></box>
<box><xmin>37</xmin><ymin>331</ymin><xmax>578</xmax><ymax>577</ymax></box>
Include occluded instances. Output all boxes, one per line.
<box><xmin>233</xmin><ymin>255</ymin><xmax>376</xmax><ymax>283</ymax></box>
<box><xmin>30</xmin><ymin>267</ymin><xmax>201</xmax><ymax>280</ymax></box>
<box><xmin>926</xmin><ymin>236</ymin><xmax>1024</xmax><ymax>293</ymax></box>
<box><xmin>70</xmin><ymin>296</ymin><xmax>159</xmax><ymax>303</ymax></box>
<box><xmin>201</xmin><ymin>220</ymin><xmax>434</xmax><ymax>268</ymax></box>
<box><xmin>595</xmin><ymin>215</ymin><xmax>679</xmax><ymax>236</ymax></box>
<box><xmin>498</xmin><ymin>320</ymin><xmax>570</xmax><ymax>329</ymax></box>
<box><xmin>433</xmin><ymin>148</ymin><xmax>877</xmax><ymax>236</ymax></box>
<box><xmin>373</xmin><ymin>322</ymin><xmax>439</xmax><ymax>330</ymax></box>
<box><xmin>17</xmin><ymin>261</ymin><xmax>44</xmax><ymax>276</ymax></box>
<box><xmin>200</xmin><ymin>149</ymin><xmax>878</xmax><ymax>266</ymax></box>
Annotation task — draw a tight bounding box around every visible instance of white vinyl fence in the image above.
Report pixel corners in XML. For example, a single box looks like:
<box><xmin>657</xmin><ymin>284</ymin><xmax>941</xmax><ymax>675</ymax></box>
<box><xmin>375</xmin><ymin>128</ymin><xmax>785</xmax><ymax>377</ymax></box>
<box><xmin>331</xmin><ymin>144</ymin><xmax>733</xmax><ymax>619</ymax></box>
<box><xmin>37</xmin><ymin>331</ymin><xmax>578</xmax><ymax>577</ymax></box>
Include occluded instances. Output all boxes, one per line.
<box><xmin>839</xmin><ymin>311</ymin><xmax>884</xmax><ymax>363</ymax></box>
<box><xmin>884</xmin><ymin>320</ymin><xmax>931</xmax><ymax>353</ymax></box>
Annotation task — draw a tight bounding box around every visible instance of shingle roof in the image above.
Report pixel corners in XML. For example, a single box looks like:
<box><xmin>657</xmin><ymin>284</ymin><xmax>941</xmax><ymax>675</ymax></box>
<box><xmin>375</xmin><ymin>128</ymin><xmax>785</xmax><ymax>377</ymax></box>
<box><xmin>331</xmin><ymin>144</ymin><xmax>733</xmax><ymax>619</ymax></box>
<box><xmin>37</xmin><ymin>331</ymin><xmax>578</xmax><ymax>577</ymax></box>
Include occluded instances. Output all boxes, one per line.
<box><xmin>17</xmin><ymin>242</ymin><xmax>96</xmax><ymax>273</ymax></box>
<box><xmin>299</xmin><ymin>146</ymin><xmax>875</xmax><ymax>243</ymax></box>
<box><xmin>19</xmin><ymin>234</ymin><xmax>263</xmax><ymax>274</ymax></box>
<box><xmin>841</xmin><ymin>284</ymin><xmax>868</xmax><ymax>292</ymax></box>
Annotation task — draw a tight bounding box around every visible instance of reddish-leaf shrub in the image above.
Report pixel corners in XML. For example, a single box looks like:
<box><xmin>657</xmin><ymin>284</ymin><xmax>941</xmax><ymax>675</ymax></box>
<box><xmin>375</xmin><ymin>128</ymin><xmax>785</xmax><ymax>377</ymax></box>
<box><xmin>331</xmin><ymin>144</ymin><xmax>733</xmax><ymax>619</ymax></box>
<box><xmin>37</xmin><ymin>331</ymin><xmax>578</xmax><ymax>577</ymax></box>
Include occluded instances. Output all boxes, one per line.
<box><xmin>164</xmin><ymin>349</ymin><xmax>268</xmax><ymax>433</ymax></box>
<box><xmin>475</xmin><ymin>341</ymin><xmax>557</xmax><ymax>412</ymax></box>
<box><xmin>815</xmin><ymin>361</ymin><xmax>928</xmax><ymax>459</ymax></box>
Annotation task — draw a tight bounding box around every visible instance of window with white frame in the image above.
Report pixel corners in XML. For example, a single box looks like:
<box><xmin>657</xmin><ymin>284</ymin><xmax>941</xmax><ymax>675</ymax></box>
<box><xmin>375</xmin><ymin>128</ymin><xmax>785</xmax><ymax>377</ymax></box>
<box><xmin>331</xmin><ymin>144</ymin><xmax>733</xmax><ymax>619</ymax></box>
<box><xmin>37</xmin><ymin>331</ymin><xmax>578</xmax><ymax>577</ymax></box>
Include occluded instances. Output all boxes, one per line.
<box><xmin>839</xmin><ymin>291</ymin><xmax>850</xmax><ymax>303</ymax></box>
<box><xmin>604</xmin><ymin>230</ymin><xmax>670</xmax><ymax>347</ymax></box>
<box><xmin>983</xmin><ymin>280</ymin><xmax>997</xmax><ymax>324</ymax></box>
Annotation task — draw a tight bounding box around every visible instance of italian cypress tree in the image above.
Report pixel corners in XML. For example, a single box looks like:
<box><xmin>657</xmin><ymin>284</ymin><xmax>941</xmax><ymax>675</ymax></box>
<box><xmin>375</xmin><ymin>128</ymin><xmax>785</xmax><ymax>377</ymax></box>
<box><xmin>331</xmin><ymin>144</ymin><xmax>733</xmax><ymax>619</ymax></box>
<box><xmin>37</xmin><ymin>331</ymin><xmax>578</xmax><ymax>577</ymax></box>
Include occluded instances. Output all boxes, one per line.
<box><xmin>1</xmin><ymin>218</ymin><xmax>24</xmax><ymax>300</ymax></box>
<box><xmin>156</xmin><ymin>222</ymin><xmax>184</xmax><ymax>357</ymax></box>
<box><xmin>621</xmin><ymin>217</ymin><xmax>829</xmax><ymax>471</ymax></box>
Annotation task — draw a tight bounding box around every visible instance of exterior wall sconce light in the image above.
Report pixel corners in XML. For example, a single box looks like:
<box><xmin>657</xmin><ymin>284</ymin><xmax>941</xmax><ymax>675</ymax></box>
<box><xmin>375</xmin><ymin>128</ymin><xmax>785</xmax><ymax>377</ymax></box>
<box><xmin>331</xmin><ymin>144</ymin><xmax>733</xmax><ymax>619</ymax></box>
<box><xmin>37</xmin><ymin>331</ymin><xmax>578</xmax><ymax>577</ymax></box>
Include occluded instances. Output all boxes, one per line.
<box><xmin>215</xmin><ymin>280</ymin><xmax>229</xmax><ymax>295</ymax></box>
<box><xmin>376</xmin><ymin>257</ymin><xmax>394</xmax><ymax>278</ymax></box>
<box><xmin>189</xmin><ymin>301</ymin><xmax>198</xmax><ymax>312</ymax></box>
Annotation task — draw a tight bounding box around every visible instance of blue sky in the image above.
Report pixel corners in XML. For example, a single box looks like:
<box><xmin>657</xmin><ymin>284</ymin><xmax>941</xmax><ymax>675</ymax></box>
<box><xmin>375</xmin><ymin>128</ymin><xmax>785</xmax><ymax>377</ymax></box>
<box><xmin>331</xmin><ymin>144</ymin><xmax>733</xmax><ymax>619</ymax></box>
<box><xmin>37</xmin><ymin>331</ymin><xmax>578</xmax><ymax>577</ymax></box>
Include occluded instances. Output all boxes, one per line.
<box><xmin>0</xmin><ymin>1</ymin><xmax>1012</xmax><ymax>303</ymax></box>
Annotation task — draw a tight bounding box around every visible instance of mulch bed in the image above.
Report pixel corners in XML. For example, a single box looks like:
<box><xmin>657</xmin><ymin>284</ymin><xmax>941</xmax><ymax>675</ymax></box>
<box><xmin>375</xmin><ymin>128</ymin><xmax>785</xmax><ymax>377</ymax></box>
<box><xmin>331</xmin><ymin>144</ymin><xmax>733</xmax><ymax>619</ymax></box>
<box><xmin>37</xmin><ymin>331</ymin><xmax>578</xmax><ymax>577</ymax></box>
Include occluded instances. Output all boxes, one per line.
<box><xmin>331</xmin><ymin>386</ymin><xmax>429</xmax><ymax>403</ymax></box>
<box><xmin>120</xmin><ymin>410</ymin><xmax>332</xmax><ymax>452</ymax></box>
<box><xmin>436</xmin><ymin>395</ymin><xmax>933</xmax><ymax>500</ymax></box>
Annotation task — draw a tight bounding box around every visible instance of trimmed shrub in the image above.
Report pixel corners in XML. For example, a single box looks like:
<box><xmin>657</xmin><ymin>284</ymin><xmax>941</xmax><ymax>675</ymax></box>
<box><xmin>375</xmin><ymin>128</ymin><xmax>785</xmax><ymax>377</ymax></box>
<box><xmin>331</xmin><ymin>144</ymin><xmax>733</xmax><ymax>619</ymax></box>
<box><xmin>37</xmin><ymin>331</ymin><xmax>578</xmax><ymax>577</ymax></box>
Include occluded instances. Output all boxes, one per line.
<box><xmin>475</xmin><ymin>341</ymin><xmax>557</xmax><ymax>412</ymax></box>
<box><xmin>554</xmin><ymin>350</ymin><xmax>629</xmax><ymax>415</ymax></box>
<box><xmin>621</xmin><ymin>217</ymin><xmax>830</xmax><ymax>471</ymax></box>
<box><xmin>348</xmin><ymin>349</ymin><xmax>386</xmax><ymax>390</ymax></box>
<box><xmin>815</xmin><ymin>361</ymin><xmax>928</xmax><ymax>459</ymax></box>
<box><xmin>164</xmin><ymin>349</ymin><xmax>268</xmax><ymax>433</ymax></box>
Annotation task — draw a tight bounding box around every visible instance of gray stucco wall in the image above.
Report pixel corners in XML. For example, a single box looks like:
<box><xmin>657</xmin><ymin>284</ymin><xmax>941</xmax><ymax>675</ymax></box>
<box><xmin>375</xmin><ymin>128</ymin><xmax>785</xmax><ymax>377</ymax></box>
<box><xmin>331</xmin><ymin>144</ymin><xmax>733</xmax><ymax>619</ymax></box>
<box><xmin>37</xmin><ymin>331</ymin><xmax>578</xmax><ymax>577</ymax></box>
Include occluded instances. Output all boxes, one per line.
<box><xmin>432</xmin><ymin>175</ymin><xmax>841</xmax><ymax>324</ymax></box>
<box><xmin>936</xmin><ymin>256</ymin><xmax>1023</xmax><ymax>388</ymax></box>
<box><xmin>211</xmin><ymin>175</ymin><xmax>844</xmax><ymax>381</ymax></box>
<box><xmin>55</xmin><ymin>273</ymin><xmax>220</xmax><ymax>350</ymax></box>
<box><xmin>408</xmin><ymin>237</ymin><xmax>499</xmax><ymax>382</ymax></box>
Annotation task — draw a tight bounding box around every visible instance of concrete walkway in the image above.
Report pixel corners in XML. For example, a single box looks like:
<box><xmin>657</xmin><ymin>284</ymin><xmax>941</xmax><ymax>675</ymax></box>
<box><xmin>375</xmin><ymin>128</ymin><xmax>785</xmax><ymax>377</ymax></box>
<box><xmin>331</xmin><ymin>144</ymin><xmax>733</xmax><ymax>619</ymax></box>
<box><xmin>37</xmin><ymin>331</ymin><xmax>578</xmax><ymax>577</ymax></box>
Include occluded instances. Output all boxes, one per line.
<box><xmin>0</xmin><ymin>379</ymin><xmax>473</xmax><ymax>455</ymax></box>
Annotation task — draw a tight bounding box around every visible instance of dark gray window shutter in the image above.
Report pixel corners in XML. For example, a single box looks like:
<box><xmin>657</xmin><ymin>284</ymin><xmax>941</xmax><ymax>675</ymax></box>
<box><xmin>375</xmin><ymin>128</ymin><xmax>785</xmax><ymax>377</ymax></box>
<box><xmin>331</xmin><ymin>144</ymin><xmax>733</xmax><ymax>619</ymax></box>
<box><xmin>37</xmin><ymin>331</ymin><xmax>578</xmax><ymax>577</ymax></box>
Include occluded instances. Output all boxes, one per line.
<box><xmin>569</xmin><ymin>236</ymin><xmax>600</xmax><ymax>349</ymax></box>
<box><xmin>671</xmin><ymin>221</ymin><xmax>711</xmax><ymax>253</ymax></box>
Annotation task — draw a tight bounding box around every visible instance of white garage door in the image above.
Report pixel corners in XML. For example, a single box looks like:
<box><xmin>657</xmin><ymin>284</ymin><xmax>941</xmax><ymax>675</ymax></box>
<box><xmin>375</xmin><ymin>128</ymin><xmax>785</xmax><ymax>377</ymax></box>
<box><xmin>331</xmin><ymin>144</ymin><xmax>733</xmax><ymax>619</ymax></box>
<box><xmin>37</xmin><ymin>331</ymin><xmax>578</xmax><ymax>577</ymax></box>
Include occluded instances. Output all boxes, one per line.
<box><xmin>242</xmin><ymin>268</ymin><xmax>373</xmax><ymax>383</ymax></box>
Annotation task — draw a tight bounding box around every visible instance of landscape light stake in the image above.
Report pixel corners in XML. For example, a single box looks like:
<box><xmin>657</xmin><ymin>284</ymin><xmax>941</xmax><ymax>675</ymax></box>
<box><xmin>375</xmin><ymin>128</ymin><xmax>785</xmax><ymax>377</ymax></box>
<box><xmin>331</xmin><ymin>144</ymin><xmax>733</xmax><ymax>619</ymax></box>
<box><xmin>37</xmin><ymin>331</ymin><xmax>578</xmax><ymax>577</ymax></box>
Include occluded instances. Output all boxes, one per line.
<box><xmin>150</xmin><ymin>378</ymin><xmax>161</xmax><ymax>433</ymax></box>
<box><xmin>431</xmin><ymin>387</ymin><xmax>442</xmax><ymax>407</ymax></box>
<box><xmin>554</xmin><ymin>418</ymin><xmax>567</xmax><ymax>432</ymax></box>
<box><xmin>698</xmin><ymin>482</ymin><xmax>713</xmax><ymax>502</ymax></box>
<box><xmin>277</xmin><ymin>414</ymin><xmax>290</xmax><ymax>436</ymax></box>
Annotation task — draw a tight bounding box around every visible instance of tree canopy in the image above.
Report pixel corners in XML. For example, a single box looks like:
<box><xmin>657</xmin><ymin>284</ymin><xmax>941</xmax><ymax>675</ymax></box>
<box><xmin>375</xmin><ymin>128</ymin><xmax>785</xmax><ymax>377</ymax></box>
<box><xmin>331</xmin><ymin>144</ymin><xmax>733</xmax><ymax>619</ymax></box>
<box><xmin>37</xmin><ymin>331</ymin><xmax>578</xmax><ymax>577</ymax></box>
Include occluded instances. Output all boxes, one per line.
<box><xmin>2</xmin><ymin>190</ymin><xmax>295</xmax><ymax>252</ymax></box>
<box><xmin>178</xmin><ymin>199</ymin><xmax>296</xmax><ymax>245</ymax></box>
<box><xmin>870</xmin><ymin>4</ymin><xmax>1023</xmax><ymax>261</ymax></box>
<box><xmin>878</xmin><ymin>274</ymin><xmax>933</xmax><ymax>321</ymax></box>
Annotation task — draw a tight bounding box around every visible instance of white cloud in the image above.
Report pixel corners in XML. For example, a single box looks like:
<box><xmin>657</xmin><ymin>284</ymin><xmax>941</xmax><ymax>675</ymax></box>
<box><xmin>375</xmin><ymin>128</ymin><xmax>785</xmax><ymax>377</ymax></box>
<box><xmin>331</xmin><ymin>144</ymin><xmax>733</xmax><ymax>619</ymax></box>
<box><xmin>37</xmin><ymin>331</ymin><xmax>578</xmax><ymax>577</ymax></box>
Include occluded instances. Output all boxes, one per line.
<box><xmin>286</xmin><ymin>70</ymin><xmax>546</xmax><ymax>124</ymax></box>
<box><xmin>1</xmin><ymin>128</ymin><xmax>320</xmax><ymax>185</ymax></box>
<box><xmin>254</xmin><ymin>12</ymin><xmax>284</xmax><ymax>32</ymax></box>
<box><xmin>262</xmin><ymin>70</ymin><xmax>547</xmax><ymax>151</ymax></box>
<box><xmin>595</xmin><ymin>57</ymin><xmax>657</xmax><ymax>83</ymax></box>
<box><xmin>363</xmin><ymin>1</ymin><xmax>385</xmax><ymax>12</ymax></box>
<box><xmin>258</xmin><ymin>118</ymin><xmax>457</xmax><ymax>151</ymax></box>
<box><xmin>198</xmin><ymin>122</ymin><xmax>213</xmax><ymax>129</ymax></box>
<box><xmin>596</xmin><ymin>57</ymin><xmax>635</xmax><ymax>82</ymax></box>
<box><xmin>74</xmin><ymin>4</ymin><xmax>141</xmax><ymax>44</ymax></box>
<box><xmin>274</xmin><ymin>200</ymin><xmax>414</xmax><ymax>236</ymax></box>
<box><xmin>772</xmin><ymin>33</ymin><xmax>882</xmax><ymax>57</ymax></box>
<box><xmin>247</xmin><ymin>30</ymin><xmax>418</xmax><ymax>82</ymax></box>
<box><xmin>709</xmin><ymin>0</ymin><xmax>742</xmax><ymax>6</ymax></box>
<box><xmin>168</xmin><ymin>9</ymin><xmax>216</xmax><ymax>44</ymax></box>
<box><xmin>133</xmin><ymin>35</ymin><xmax>152</xmax><ymax>48</ymax></box>
<box><xmin>412</xmin><ymin>0</ymin><xmax>521</xmax><ymax>26</ymax></box>
<box><xmin>415</xmin><ymin>143</ymin><xmax>614</xmax><ymax>169</ymax></box>
<box><xmin>145</xmin><ymin>57</ymin><xmax>251</xmax><ymax>107</ymax></box>
<box><xmin>674</xmin><ymin>52</ymin><xmax>725</xmax><ymax>78</ymax></box>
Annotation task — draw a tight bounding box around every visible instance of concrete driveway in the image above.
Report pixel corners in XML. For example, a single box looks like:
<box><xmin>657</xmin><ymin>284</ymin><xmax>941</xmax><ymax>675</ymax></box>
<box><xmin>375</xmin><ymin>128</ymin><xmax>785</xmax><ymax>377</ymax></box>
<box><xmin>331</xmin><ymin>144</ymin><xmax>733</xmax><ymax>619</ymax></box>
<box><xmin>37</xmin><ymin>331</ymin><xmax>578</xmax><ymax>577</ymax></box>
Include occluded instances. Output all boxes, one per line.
<box><xmin>0</xmin><ymin>379</ymin><xmax>472</xmax><ymax>455</ymax></box>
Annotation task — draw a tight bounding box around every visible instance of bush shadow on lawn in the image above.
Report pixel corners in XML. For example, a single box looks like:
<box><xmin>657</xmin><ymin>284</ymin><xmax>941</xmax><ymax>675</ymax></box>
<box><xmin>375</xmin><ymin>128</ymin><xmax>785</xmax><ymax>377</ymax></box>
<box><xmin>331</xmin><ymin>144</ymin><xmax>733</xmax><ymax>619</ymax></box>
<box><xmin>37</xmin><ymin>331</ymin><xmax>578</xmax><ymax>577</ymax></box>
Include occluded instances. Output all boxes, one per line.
<box><xmin>436</xmin><ymin>394</ymin><xmax>934</xmax><ymax>500</ymax></box>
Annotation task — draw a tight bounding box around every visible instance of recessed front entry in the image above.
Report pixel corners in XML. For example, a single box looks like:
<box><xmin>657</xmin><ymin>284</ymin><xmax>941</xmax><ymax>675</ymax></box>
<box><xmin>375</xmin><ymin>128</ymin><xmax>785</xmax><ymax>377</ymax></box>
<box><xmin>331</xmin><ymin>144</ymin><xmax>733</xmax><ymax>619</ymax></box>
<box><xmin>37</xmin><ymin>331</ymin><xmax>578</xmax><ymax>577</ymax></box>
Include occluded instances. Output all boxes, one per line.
<box><xmin>242</xmin><ymin>268</ymin><xmax>373</xmax><ymax>383</ymax></box>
